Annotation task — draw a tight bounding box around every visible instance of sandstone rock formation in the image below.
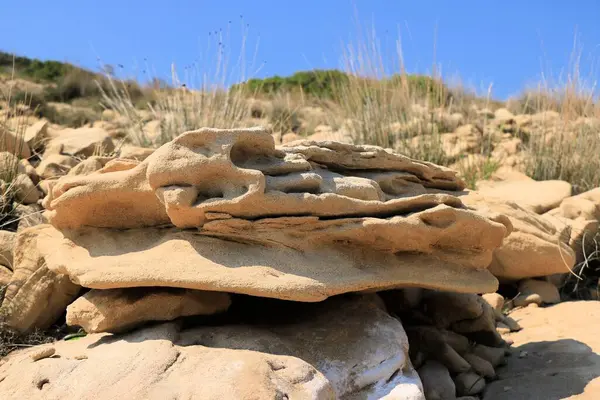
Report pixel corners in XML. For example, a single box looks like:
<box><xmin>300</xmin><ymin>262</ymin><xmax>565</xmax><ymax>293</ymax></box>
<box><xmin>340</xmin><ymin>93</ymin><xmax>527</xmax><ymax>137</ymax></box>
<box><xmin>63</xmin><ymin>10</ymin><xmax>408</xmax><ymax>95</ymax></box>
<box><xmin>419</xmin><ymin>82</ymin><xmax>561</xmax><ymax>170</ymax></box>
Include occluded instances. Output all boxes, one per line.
<box><xmin>44</xmin><ymin>127</ymin><xmax>114</xmax><ymax>158</ymax></box>
<box><xmin>462</xmin><ymin>193</ymin><xmax>575</xmax><ymax>280</ymax></box>
<box><xmin>34</xmin><ymin>127</ymin><xmax>509</xmax><ymax>295</ymax></box>
<box><xmin>475</xmin><ymin>179</ymin><xmax>572</xmax><ymax>214</ymax></box>
<box><xmin>1</xmin><ymin>227</ymin><xmax>80</xmax><ymax>333</ymax></box>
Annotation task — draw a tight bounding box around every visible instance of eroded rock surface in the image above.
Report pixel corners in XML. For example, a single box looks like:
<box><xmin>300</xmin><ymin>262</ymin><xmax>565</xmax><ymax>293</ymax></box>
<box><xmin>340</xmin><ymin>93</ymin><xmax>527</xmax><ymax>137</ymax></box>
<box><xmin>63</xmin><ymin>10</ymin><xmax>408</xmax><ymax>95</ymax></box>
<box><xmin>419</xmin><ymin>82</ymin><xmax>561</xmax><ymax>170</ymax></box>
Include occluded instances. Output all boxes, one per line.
<box><xmin>0</xmin><ymin>296</ymin><xmax>425</xmax><ymax>400</ymax></box>
<box><xmin>31</xmin><ymin>127</ymin><xmax>512</xmax><ymax>302</ymax></box>
<box><xmin>463</xmin><ymin>193</ymin><xmax>575</xmax><ymax>280</ymax></box>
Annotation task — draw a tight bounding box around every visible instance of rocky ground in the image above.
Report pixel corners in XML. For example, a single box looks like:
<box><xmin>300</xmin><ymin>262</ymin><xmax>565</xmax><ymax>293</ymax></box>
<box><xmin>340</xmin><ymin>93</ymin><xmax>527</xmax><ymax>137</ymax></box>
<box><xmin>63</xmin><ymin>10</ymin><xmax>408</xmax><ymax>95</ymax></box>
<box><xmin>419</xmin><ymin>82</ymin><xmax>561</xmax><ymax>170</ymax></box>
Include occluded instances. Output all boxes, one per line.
<box><xmin>0</xmin><ymin>86</ymin><xmax>599</xmax><ymax>399</ymax></box>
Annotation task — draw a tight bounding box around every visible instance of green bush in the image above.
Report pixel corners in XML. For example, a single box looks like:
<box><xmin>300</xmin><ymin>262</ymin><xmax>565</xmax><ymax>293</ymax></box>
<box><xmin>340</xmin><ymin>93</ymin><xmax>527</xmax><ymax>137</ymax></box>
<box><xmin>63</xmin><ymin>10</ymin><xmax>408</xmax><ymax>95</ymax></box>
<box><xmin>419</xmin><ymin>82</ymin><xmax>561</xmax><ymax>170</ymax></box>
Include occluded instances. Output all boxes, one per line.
<box><xmin>9</xmin><ymin>91</ymin><xmax>46</xmax><ymax>110</ymax></box>
<box><xmin>241</xmin><ymin>69</ymin><xmax>349</xmax><ymax>98</ymax></box>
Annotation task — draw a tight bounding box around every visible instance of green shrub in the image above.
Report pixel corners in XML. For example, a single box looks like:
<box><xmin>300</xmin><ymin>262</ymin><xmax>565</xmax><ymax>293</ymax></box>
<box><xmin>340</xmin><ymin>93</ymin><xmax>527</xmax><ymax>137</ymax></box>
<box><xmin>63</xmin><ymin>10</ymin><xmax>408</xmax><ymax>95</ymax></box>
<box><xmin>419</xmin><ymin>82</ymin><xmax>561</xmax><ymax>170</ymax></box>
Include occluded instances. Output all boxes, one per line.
<box><xmin>9</xmin><ymin>91</ymin><xmax>46</xmax><ymax>110</ymax></box>
<box><xmin>269</xmin><ymin>103</ymin><xmax>301</xmax><ymax>133</ymax></box>
<box><xmin>241</xmin><ymin>69</ymin><xmax>349</xmax><ymax>98</ymax></box>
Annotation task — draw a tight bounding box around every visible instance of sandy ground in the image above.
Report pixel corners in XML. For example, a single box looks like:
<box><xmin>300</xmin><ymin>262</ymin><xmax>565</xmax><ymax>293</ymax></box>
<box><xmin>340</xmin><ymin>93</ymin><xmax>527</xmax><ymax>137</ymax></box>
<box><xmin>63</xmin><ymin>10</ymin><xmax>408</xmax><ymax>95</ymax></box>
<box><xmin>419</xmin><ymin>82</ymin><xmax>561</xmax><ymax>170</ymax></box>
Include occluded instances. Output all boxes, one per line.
<box><xmin>484</xmin><ymin>301</ymin><xmax>600</xmax><ymax>400</ymax></box>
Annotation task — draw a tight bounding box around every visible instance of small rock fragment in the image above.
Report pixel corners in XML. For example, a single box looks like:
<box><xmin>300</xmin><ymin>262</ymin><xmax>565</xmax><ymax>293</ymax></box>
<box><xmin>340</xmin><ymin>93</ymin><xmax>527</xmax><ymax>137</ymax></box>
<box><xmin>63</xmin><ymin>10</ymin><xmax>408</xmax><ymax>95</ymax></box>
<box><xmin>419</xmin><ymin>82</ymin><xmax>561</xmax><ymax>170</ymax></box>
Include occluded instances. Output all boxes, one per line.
<box><xmin>454</xmin><ymin>371</ymin><xmax>486</xmax><ymax>396</ymax></box>
<box><xmin>472</xmin><ymin>344</ymin><xmax>506</xmax><ymax>367</ymax></box>
<box><xmin>418</xmin><ymin>360</ymin><xmax>456</xmax><ymax>400</ymax></box>
<box><xmin>30</xmin><ymin>346</ymin><xmax>55</xmax><ymax>361</ymax></box>
<box><xmin>463</xmin><ymin>353</ymin><xmax>496</xmax><ymax>378</ymax></box>
<box><xmin>514</xmin><ymin>279</ymin><xmax>561</xmax><ymax>307</ymax></box>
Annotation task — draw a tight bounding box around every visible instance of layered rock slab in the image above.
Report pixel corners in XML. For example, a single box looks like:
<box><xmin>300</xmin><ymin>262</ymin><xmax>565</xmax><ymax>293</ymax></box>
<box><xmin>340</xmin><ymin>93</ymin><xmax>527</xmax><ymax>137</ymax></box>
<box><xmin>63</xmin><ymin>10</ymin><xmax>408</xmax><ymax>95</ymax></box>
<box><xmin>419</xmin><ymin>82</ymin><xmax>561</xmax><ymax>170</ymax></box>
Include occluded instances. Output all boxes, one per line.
<box><xmin>25</xmin><ymin>209</ymin><xmax>504</xmax><ymax>303</ymax></box>
<box><xmin>66</xmin><ymin>288</ymin><xmax>232</xmax><ymax>333</ymax></box>
<box><xmin>34</xmin><ymin>127</ymin><xmax>512</xmax><ymax>301</ymax></box>
<box><xmin>462</xmin><ymin>193</ymin><xmax>575</xmax><ymax>280</ymax></box>
<box><xmin>44</xmin><ymin>126</ymin><xmax>481</xmax><ymax>230</ymax></box>
<box><xmin>0</xmin><ymin>227</ymin><xmax>80</xmax><ymax>333</ymax></box>
<box><xmin>0</xmin><ymin>296</ymin><xmax>425</xmax><ymax>399</ymax></box>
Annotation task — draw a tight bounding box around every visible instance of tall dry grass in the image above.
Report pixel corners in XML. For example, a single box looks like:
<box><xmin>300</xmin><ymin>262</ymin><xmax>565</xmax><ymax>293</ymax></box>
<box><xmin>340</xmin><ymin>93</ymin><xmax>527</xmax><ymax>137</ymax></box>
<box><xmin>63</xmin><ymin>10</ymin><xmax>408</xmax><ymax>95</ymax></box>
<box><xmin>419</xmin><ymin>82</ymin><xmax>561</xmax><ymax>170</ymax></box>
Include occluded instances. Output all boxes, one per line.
<box><xmin>101</xmin><ymin>20</ymin><xmax>263</xmax><ymax>147</ymax></box>
<box><xmin>0</xmin><ymin>60</ymin><xmax>33</xmax><ymax>231</ymax></box>
<box><xmin>328</xmin><ymin>24</ymin><xmax>498</xmax><ymax>169</ymax></box>
<box><xmin>512</xmin><ymin>42</ymin><xmax>600</xmax><ymax>193</ymax></box>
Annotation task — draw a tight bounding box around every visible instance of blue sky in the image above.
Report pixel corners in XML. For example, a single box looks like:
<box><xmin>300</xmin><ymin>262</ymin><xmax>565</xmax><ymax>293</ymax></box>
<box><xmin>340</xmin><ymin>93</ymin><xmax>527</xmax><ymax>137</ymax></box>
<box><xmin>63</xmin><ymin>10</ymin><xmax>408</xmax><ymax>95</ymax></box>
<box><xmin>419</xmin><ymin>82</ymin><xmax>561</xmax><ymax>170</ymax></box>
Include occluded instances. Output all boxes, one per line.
<box><xmin>1</xmin><ymin>0</ymin><xmax>599</xmax><ymax>99</ymax></box>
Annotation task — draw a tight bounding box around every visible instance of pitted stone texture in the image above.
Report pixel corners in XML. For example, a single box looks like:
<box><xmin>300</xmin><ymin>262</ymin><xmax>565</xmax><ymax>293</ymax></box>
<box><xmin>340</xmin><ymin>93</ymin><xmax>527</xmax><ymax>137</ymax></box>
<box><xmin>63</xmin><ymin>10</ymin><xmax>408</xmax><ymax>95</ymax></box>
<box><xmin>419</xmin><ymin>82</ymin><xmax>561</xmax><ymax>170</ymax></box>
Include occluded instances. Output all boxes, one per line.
<box><xmin>44</xmin><ymin>127</ymin><xmax>473</xmax><ymax>229</ymax></box>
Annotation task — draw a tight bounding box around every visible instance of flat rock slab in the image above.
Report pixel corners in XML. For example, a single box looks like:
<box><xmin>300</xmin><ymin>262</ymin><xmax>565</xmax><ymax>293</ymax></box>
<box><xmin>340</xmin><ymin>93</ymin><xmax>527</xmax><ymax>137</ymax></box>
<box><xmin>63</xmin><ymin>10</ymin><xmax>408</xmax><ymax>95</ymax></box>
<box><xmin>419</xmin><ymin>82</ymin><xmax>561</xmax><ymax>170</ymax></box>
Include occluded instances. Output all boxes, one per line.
<box><xmin>475</xmin><ymin>180</ymin><xmax>572</xmax><ymax>214</ymax></box>
<box><xmin>31</xmin><ymin>223</ymin><xmax>499</xmax><ymax>302</ymax></box>
<box><xmin>484</xmin><ymin>301</ymin><xmax>600</xmax><ymax>399</ymax></box>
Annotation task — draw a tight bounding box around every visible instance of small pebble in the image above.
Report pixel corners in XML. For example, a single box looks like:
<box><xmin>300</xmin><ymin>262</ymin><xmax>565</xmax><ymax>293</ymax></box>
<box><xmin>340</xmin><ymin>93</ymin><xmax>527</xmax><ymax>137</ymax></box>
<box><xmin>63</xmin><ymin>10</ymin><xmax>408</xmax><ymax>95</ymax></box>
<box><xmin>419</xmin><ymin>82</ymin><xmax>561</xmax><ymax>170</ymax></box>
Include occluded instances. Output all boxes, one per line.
<box><xmin>74</xmin><ymin>355</ymin><xmax>88</xmax><ymax>360</ymax></box>
<box><xmin>30</xmin><ymin>346</ymin><xmax>55</xmax><ymax>362</ymax></box>
<box><xmin>518</xmin><ymin>351</ymin><xmax>528</xmax><ymax>358</ymax></box>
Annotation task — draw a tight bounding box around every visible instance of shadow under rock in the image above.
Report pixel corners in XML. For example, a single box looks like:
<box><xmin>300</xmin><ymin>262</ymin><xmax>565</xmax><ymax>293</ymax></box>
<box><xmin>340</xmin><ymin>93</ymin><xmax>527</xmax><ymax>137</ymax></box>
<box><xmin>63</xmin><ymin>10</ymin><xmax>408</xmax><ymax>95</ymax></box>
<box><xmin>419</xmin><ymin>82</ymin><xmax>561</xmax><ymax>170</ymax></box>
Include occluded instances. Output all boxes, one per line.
<box><xmin>484</xmin><ymin>339</ymin><xmax>600</xmax><ymax>400</ymax></box>
<box><xmin>85</xmin><ymin>293</ymin><xmax>360</xmax><ymax>349</ymax></box>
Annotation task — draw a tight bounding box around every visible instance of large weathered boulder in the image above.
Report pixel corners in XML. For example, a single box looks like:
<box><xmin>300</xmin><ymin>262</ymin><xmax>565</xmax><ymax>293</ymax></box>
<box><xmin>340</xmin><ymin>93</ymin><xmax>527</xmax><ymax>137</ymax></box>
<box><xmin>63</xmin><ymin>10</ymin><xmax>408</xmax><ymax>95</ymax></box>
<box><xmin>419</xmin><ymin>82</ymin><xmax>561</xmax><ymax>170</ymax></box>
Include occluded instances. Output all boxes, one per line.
<box><xmin>0</xmin><ymin>227</ymin><xmax>80</xmax><ymax>333</ymax></box>
<box><xmin>475</xmin><ymin>179</ymin><xmax>572</xmax><ymax>214</ymax></box>
<box><xmin>0</xmin><ymin>296</ymin><xmax>426</xmax><ymax>399</ymax></box>
<box><xmin>37</xmin><ymin>127</ymin><xmax>510</xmax><ymax>299</ymax></box>
<box><xmin>463</xmin><ymin>193</ymin><xmax>575</xmax><ymax>280</ymax></box>
<box><xmin>66</xmin><ymin>288</ymin><xmax>232</xmax><ymax>333</ymax></box>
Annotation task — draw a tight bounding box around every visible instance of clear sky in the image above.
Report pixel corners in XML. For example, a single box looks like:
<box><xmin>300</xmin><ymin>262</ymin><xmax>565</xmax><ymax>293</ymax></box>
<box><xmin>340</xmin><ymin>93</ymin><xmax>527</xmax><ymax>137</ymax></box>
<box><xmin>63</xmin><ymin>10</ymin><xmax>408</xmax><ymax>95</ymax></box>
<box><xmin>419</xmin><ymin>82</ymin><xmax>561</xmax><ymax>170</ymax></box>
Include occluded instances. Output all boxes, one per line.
<box><xmin>1</xmin><ymin>0</ymin><xmax>599</xmax><ymax>99</ymax></box>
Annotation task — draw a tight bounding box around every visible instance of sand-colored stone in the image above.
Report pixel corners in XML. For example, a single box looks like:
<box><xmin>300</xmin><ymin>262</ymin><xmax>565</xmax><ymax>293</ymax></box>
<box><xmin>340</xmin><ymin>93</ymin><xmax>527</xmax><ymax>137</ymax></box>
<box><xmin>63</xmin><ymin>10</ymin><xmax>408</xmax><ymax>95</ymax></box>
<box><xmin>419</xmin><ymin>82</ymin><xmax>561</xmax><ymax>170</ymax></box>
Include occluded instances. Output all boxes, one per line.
<box><xmin>19</xmin><ymin>159</ymin><xmax>39</xmax><ymax>183</ymax></box>
<box><xmin>118</xmin><ymin>145</ymin><xmax>155</xmax><ymax>161</ymax></box>
<box><xmin>67</xmin><ymin>288</ymin><xmax>232</xmax><ymax>333</ymax></box>
<box><xmin>0</xmin><ymin>230</ymin><xmax>16</xmax><ymax>269</ymax></box>
<box><xmin>12</xmin><ymin>173</ymin><xmax>40</xmax><ymax>204</ymax></box>
<box><xmin>35</xmin><ymin>153</ymin><xmax>79</xmax><ymax>179</ymax></box>
<box><xmin>514</xmin><ymin>279</ymin><xmax>560</xmax><ymax>307</ymax></box>
<box><xmin>24</xmin><ymin>120</ymin><xmax>48</xmax><ymax>151</ymax></box>
<box><xmin>26</xmin><ymin>221</ymin><xmax>502</xmax><ymax>302</ymax></box>
<box><xmin>454</xmin><ymin>372</ymin><xmax>485</xmax><ymax>396</ymax></box>
<box><xmin>46</xmin><ymin>127</ymin><xmax>114</xmax><ymax>157</ymax></box>
<box><xmin>0</xmin><ymin>296</ymin><xmax>426</xmax><ymax>399</ymax></box>
<box><xmin>418</xmin><ymin>360</ymin><xmax>456</xmax><ymax>400</ymax></box>
<box><xmin>482</xmin><ymin>293</ymin><xmax>504</xmax><ymax>313</ymax></box>
<box><xmin>0</xmin><ymin>323</ymin><xmax>333</xmax><ymax>399</ymax></box>
<box><xmin>67</xmin><ymin>156</ymin><xmax>114</xmax><ymax>177</ymax></box>
<box><xmin>29</xmin><ymin>346</ymin><xmax>55</xmax><ymax>362</ymax></box>
<box><xmin>440</xmin><ymin>124</ymin><xmax>482</xmax><ymax>157</ymax></box>
<box><xmin>13</xmin><ymin>203</ymin><xmax>46</xmax><ymax>232</ymax></box>
<box><xmin>0</xmin><ymin>227</ymin><xmax>80</xmax><ymax>333</ymax></box>
<box><xmin>494</xmin><ymin>108</ymin><xmax>516</xmax><ymax>123</ymax></box>
<box><xmin>44</xmin><ymin>127</ymin><xmax>482</xmax><ymax>229</ymax></box>
<box><xmin>0</xmin><ymin>264</ymin><xmax>11</xmax><ymax>287</ymax></box>
<box><xmin>548</xmin><ymin>187</ymin><xmax>600</xmax><ymax>222</ymax></box>
<box><xmin>463</xmin><ymin>193</ymin><xmax>575</xmax><ymax>280</ymax></box>
<box><xmin>475</xmin><ymin>179</ymin><xmax>572</xmax><ymax>214</ymax></box>
<box><xmin>38</xmin><ymin>128</ymin><xmax>510</xmax><ymax>297</ymax></box>
<box><xmin>0</xmin><ymin>125</ymin><xmax>31</xmax><ymax>159</ymax></box>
